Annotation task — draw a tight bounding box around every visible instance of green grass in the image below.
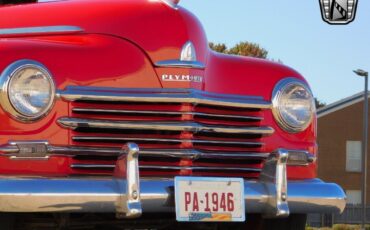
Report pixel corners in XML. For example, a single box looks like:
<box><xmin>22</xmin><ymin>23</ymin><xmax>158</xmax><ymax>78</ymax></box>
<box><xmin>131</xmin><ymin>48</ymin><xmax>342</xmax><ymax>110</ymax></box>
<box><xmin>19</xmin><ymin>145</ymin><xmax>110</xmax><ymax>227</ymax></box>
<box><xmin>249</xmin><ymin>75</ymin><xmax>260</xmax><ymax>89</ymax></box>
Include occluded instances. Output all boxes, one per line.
<box><xmin>307</xmin><ymin>225</ymin><xmax>370</xmax><ymax>230</ymax></box>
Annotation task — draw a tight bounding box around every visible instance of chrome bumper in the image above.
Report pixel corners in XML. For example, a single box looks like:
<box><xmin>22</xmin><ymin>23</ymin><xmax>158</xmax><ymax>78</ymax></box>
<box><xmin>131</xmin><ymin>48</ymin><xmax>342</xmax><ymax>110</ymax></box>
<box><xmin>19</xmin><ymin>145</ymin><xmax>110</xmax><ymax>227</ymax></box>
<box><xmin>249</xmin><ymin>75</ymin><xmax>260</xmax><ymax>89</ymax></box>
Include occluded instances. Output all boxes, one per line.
<box><xmin>0</xmin><ymin>143</ymin><xmax>346</xmax><ymax>218</ymax></box>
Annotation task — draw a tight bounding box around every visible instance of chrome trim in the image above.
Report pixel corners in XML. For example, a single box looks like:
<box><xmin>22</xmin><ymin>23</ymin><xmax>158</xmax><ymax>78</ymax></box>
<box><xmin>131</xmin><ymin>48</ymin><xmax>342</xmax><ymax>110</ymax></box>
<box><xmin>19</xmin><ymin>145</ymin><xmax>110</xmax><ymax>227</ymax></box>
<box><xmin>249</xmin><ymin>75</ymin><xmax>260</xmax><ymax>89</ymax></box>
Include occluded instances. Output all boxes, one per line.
<box><xmin>1</xmin><ymin>141</ymin><xmax>314</xmax><ymax>167</ymax></box>
<box><xmin>72</xmin><ymin>136</ymin><xmax>264</xmax><ymax>147</ymax></box>
<box><xmin>7</xmin><ymin>141</ymin><xmax>49</xmax><ymax>160</ymax></box>
<box><xmin>287</xmin><ymin>150</ymin><xmax>316</xmax><ymax>166</ymax></box>
<box><xmin>71</xmin><ymin>164</ymin><xmax>262</xmax><ymax>172</ymax></box>
<box><xmin>159</xmin><ymin>0</ymin><xmax>179</xmax><ymax>9</ymax></box>
<box><xmin>142</xmin><ymin>165</ymin><xmax>261</xmax><ymax>172</ymax></box>
<box><xmin>58</xmin><ymin>86</ymin><xmax>272</xmax><ymax>109</ymax></box>
<box><xmin>57</xmin><ymin>117</ymin><xmax>274</xmax><ymax>135</ymax></box>
<box><xmin>272</xmin><ymin>78</ymin><xmax>315</xmax><ymax>133</ymax></box>
<box><xmin>0</xmin><ymin>26</ymin><xmax>83</xmax><ymax>36</ymax></box>
<box><xmin>260</xmin><ymin>149</ymin><xmax>289</xmax><ymax>218</ymax></box>
<box><xmin>0</xmin><ymin>146</ymin><xmax>19</xmax><ymax>153</ymax></box>
<box><xmin>114</xmin><ymin>143</ymin><xmax>142</xmax><ymax>219</ymax></box>
<box><xmin>0</xmin><ymin>141</ymin><xmax>268</xmax><ymax>160</ymax></box>
<box><xmin>155</xmin><ymin>60</ymin><xmax>205</xmax><ymax>69</ymax></box>
<box><xmin>72</xmin><ymin>108</ymin><xmax>262</xmax><ymax>121</ymax></box>
<box><xmin>0</xmin><ymin>178</ymin><xmax>346</xmax><ymax>214</ymax></box>
<box><xmin>48</xmin><ymin>146</ymin><xmax>121</xmax><ymax>156</ymax></box>
<box><xmin>0</xmin><ymin>60</ymin><xmax>56</xmax><ymax>122</ymax></box>
<box><xmin>180</xmin><ymin>41</ymin><xmax>197</xmax><ymax>62</ymax></box>
<box><xmin>156</xmin><ymin>41</ymin><xmax>204</xmax><ymax>69</ymax></box>
<box><xmin>139</xmin><ymin>149</ymin><xmax>269</xmax><ymax>160</ymax></box>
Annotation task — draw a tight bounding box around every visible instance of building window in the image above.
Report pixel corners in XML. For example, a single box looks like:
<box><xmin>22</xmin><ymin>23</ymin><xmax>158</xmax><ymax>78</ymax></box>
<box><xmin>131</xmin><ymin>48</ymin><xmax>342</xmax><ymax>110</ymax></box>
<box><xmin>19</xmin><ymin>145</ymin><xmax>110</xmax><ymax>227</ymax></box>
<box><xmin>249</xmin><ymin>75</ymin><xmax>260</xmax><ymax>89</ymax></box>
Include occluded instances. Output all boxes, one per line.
<box><xmin>346</xmin><ymin>141</ymin><xmax>362</xmax><ymax>172</ymax></box>
<box><xmin>346</xmin><ymin>190</ymin><xmax>362</xmax><ymax>205</ymax></box>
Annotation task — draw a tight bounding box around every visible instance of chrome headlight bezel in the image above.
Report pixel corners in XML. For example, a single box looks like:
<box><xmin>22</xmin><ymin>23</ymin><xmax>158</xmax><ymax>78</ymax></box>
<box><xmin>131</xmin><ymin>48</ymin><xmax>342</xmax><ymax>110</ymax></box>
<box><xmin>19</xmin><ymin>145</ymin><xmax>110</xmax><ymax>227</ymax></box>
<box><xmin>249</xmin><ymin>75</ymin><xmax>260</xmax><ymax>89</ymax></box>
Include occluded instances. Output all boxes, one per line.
<box><xmin>272</xmin><ymin>78</ymin><xmax>315</xmax><ymax>133</ymax></box>
<box><xmin>0</xmin><ymin>60</ymin><xmax>56</xmax><ymax>122</ymax></box>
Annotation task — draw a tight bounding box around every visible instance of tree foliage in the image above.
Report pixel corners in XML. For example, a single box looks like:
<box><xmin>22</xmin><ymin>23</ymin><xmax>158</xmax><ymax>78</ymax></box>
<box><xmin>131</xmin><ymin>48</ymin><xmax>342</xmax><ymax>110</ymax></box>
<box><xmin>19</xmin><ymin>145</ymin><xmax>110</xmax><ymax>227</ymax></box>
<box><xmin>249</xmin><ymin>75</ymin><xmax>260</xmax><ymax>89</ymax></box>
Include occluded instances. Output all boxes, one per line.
<box><xmin>209</xmin><ymin>41</ymin><xmax>268</xmax><ymax>59</ymax></box>
<box><xmin>209</xmin><ymin>43</ymin><xmax>228</xmax><ymax>54</ymax></box>
<box><xmin>315</xmin><ymin>98</ymin><xmax>326</xmax><ymax>109</ymax></box>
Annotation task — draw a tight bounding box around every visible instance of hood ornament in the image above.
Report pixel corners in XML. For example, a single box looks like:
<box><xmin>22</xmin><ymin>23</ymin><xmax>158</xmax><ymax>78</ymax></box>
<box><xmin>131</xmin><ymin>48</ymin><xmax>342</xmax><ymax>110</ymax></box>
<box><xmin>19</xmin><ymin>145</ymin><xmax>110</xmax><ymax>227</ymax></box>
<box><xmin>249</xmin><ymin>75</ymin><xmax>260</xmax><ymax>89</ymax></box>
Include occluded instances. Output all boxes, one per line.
<box><xmin>160</xmin><ymin>0</ymin><xmax>180</xmax><ymax>9</ymax></box>
<box><xmin>155</xmin><ymin>41</ymin><xmax>205</xmax><ymax>69</ymax></box>
<box><xmin>180</xmin><ymin>41</ymin><xmax>197</xmax><ymax>62</ymax></box>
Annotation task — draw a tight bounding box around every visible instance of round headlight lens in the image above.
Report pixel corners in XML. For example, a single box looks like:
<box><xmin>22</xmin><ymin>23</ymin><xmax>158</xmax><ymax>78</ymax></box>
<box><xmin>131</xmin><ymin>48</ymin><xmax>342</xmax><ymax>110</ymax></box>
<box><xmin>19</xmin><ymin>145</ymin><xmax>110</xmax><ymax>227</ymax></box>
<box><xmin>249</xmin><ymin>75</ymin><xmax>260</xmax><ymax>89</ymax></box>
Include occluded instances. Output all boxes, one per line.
<box><xmin>272</xmin><ymin>78</ymin><xmax>315</xmax><ymax>133</ymax></box>
<box><xmin>0</xmin><ymin>60</ymin><xmax>55</xmax><ymax>121</ymax></box>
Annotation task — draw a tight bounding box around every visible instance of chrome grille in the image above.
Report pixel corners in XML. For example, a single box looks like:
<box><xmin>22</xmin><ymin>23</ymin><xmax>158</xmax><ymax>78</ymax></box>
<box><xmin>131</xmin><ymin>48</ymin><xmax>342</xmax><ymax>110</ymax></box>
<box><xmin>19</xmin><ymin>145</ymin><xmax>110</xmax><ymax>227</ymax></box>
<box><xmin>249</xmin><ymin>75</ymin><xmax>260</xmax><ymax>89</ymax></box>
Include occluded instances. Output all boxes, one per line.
<box><xmin>58</xmin><ymin>86</ymin><xmax>273</xmax><ymax>178</ymax></box>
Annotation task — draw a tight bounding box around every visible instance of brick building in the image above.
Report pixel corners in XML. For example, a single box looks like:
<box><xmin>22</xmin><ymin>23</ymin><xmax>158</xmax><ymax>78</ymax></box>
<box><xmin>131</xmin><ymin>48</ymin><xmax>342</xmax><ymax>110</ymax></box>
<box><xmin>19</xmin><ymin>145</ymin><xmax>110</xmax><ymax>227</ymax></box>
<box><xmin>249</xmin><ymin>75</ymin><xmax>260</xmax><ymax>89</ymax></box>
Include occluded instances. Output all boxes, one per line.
<box><xmin>318</xmin><ymin>92</ymin><xmax>370</xmax><ymax>205</ymax></box>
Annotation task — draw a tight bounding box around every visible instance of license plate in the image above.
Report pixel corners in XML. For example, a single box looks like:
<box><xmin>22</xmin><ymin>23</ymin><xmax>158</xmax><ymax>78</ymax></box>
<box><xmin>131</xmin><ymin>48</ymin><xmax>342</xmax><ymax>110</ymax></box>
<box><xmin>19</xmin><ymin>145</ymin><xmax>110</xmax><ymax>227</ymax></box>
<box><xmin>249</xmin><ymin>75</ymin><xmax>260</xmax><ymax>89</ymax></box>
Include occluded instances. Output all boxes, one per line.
<box><xmin>174</xmin><ymin>177</ymin><xmax>245</xmax><ymax>222</ymax></box>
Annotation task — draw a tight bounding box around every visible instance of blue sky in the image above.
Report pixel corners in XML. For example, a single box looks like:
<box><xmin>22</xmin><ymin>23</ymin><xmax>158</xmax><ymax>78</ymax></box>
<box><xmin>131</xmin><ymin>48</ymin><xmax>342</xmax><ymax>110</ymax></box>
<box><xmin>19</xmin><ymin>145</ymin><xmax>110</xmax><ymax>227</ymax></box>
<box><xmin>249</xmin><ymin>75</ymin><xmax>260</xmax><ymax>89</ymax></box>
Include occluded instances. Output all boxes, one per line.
<box><xmin>181</xmin><ymin>1</ymin><xmax>370</xmax><ymax>104</ymax></box>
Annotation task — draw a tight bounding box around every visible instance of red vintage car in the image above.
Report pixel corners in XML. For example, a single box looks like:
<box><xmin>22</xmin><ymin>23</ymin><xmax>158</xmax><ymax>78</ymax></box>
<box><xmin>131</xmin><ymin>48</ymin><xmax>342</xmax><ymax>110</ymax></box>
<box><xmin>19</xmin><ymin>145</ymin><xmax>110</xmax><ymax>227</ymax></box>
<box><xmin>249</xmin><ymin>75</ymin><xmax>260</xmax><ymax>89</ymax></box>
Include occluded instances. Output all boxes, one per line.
<box><xmin>0</xmin><ymin>0</ymin><xmax>345</xmax><ymax>229</ymax></box>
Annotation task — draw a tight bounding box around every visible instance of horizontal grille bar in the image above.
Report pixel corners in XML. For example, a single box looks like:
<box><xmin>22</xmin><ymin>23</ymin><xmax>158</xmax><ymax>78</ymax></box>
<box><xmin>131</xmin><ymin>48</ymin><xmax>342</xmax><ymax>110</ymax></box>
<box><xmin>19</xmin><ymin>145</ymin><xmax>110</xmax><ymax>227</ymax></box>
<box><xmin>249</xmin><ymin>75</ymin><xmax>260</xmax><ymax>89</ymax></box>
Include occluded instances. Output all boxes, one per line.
<box><xmin>2</xmin><ymin>144</ymin><xmax>269</xmax><ymax>161</ymax></box>
<box><xmin>72</xmin><ymin>136</ymin><xmax>264</xmax><ymax>147</ymax></box>
<box><xmin>58</xmin><ymin>118</ymin><xmax>274</xmax><ymax>135</ymax></box>
<box><xmin>51</xmin><ymin>147</ymin><xmax>269</xmax><ymax>160</ymax></box>
<box><xmin>70</xmin><ymin>164</ymin><xmax>262</xmax><ymax>172</ymax></box>
<box><xmin>72</xmin><ymin>108</ymin><xmax>263</xmax><ymax>121</ymax></box>
<box><xmin>140</xmin><ymin>149</ymin><xmax>269</xmax><ymax>160</ymax></box>
<box><xmin>59</xmin><ymin>86</ymin><xmax>272</xmax><ymax>109</ymax></box>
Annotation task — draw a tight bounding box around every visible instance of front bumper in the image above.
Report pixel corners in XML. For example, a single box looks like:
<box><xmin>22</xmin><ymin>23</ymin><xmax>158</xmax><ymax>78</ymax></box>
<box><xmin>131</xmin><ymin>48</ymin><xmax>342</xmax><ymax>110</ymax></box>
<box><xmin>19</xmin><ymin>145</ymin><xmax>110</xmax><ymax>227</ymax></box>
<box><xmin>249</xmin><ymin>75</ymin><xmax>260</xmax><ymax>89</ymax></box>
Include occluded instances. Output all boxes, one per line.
<box><xmin>0</xmin><ymin>177</ymin><xmax>345</xmax><ymax>214</ymax></box>
<box><xmin>0</xmin><ymin>143</ymin><xmax>346</xmax><ymax>218</ymax></box>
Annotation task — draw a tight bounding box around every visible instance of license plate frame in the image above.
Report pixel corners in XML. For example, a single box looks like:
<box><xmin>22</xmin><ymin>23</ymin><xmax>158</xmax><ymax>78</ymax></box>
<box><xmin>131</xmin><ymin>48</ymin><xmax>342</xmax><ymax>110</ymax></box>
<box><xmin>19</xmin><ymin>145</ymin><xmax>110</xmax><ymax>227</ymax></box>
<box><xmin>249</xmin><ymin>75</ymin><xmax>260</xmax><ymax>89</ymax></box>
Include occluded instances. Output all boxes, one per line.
<box><xmin>174</xmin><ymin>177</ymin><xmax>245</xmax><ymax>222</ymax></box>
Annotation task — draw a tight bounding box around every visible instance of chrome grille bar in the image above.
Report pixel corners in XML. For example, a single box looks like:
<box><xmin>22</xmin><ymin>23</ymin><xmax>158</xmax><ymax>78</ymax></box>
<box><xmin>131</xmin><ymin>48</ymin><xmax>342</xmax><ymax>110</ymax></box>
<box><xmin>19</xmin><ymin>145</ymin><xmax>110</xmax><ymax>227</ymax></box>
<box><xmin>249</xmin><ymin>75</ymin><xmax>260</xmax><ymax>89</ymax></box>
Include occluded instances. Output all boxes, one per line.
<box><xmin>71</xmin><ymin>164</ymin><xmax>262</xmax><ymax>172</ymax></box>
<box><xmin>1</xmin><ymin>142</ymin><xmax>313</xmax><ymax>166</ymax></box>
<box><xmin>72</xmin><ymin>108</ymin><xmax>263</xmax><ymax>121</ymax></box>
<box><xmin>140</xmin><ymin>149</ymin><xmax>269</xmax><ymax>160</ymax></box>
<box><xmin>72</xmin><ymin>136</ymin><xmax>264</xmax><ymax>147</ymax></box>
<box><xmin>58</xmin><ymin>86</ymin><xmax>272</xmax><ymax>109</ymax></box>
<box><xmin>1</xmin><ymin>143</ymin><xmax>269</xmax><ymax>161</ymax></box>
<box><xmin>52</xmin><ymin>146</ymin><xmax>269</xmax><ymax>160</ymax></box>
<box><xmin>58</xmin><ymin>118</ymin><xmax>274</xmax><ymax>135</ymax></box>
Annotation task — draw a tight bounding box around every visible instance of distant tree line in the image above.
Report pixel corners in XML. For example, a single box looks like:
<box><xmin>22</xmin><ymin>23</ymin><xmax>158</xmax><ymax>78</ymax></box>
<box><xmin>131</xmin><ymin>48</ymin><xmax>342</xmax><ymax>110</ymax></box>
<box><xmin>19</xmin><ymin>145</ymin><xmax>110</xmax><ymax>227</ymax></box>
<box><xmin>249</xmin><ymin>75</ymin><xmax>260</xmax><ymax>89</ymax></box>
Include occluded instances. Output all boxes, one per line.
<box><xmin>209</xmin><ymin>42</ymin><xmax>268</xmax><ymax>59</ymax></box>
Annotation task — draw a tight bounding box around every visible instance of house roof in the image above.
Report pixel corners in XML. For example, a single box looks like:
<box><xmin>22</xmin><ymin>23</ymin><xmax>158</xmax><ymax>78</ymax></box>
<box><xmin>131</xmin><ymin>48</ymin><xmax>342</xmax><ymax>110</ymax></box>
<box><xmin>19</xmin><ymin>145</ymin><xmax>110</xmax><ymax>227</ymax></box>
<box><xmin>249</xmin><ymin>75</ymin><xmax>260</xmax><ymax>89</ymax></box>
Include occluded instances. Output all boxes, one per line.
<box><xmin>317</xmin><ymin>91</ymin><xmax>369</xmax><ymax>118</ymax></box>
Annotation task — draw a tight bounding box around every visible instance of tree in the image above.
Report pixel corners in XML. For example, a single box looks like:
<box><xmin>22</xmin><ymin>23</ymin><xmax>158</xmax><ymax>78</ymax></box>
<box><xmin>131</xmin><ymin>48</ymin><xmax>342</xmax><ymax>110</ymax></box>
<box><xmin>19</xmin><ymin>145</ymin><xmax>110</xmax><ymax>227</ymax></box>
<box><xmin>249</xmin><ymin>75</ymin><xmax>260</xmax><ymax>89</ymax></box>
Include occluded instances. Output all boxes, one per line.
<box><xmin>209</xmin><ymin>41</ymin><xmax>268</xmax><ymax>59</ymax></box>
<box><xmin>228</xmin><ymin>42</ymin><xmax>268</xmax><ymax>59</ymax></box>
<box><xmin>209</xmin><ymin>42</ymin><xmax>227</xmax><ymax>54</ymax></box>
<box><xmin>315</xmin><ymin>98</ymin><xmax>326</xmax><ymax>109</ymax></box>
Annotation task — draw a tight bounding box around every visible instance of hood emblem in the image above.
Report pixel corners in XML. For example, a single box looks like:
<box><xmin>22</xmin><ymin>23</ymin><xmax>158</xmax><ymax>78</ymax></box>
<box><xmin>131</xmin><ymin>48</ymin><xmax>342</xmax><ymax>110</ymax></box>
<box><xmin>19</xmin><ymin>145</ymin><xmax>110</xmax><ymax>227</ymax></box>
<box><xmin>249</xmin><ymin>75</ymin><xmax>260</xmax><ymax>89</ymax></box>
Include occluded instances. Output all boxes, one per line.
<box><xmin>162</xmin><ymin>74</ymin><xmax>203</xmax><ymax>83</ymax></box>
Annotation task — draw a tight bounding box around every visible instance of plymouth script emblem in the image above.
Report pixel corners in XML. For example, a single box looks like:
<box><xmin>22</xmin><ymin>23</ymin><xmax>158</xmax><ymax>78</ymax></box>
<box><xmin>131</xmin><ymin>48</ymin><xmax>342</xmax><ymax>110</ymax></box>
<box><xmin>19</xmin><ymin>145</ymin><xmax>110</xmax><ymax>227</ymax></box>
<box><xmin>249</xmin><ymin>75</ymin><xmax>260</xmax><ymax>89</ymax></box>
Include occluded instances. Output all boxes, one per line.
<box><xmin>162</xmin><ymin>74</ymin><xmax>203</xmax><ymax>83</ymax></box>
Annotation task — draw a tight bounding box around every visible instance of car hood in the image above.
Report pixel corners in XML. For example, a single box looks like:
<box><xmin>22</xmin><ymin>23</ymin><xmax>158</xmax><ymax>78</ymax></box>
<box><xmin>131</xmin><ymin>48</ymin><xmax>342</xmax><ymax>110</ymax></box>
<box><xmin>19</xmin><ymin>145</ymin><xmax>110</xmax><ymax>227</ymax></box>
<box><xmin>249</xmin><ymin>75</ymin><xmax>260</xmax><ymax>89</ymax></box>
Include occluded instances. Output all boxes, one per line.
<box><xmin>0</xmin><ymin>0</ymin><xmax>209</xmax><ymax>65</ymax></box>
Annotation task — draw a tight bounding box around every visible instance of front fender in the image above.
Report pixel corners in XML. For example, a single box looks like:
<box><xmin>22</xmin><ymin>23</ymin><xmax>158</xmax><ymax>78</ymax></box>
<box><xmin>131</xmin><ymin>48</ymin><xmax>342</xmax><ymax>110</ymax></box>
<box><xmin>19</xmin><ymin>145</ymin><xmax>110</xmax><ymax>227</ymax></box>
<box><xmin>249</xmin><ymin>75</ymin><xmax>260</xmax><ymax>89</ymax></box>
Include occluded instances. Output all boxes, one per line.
<box><xmin>204</xmin><ymin>51</ymin><xmax>317</xmax><ymax>180</ymax></box>
<box><xmin>0</xmin><ymin>33</ymin><xmax>161</xmax><ymax>144</ymax></box>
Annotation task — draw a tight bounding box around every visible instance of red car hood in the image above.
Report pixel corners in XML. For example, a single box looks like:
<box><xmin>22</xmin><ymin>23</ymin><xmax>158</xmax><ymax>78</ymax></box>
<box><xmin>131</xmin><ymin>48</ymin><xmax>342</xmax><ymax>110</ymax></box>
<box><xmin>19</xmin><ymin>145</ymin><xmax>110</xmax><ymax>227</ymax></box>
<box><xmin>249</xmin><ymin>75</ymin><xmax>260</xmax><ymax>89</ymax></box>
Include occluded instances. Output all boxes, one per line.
<box><xmin>0</xmin><ymin>0</ymin><xmax>209</xmax><ymax>65</ymax></box>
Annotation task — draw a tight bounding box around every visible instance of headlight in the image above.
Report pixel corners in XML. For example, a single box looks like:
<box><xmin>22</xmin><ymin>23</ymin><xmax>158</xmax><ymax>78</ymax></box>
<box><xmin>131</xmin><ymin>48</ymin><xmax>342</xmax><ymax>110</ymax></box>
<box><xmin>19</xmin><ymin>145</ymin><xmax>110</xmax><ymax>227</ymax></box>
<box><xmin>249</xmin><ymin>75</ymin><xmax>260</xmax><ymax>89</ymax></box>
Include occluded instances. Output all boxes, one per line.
<box><xmin>272</xmin><ymin>78</ymin><xmax>315</xmax><ymax>133</ymax></box>
<box><xmin>0</xmin><ymin>60</ymin><xmax>55</xmax><ymax>122</ymax></box>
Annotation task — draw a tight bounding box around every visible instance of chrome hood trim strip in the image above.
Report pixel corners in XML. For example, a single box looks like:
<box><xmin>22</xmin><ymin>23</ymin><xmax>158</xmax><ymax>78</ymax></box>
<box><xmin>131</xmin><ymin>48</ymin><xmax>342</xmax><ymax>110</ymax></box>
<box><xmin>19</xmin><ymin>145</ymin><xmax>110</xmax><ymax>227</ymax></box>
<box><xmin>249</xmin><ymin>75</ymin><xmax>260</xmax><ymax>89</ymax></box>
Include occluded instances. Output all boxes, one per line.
<box><xmin>155</xmin><ymin>60</ymin><xmax>205</xmax><ymax>69</ymax></box>
<box><xmin>0</xmin><ymin>26</ymin><xmax>83</xmax><ymax>36</ymax></box>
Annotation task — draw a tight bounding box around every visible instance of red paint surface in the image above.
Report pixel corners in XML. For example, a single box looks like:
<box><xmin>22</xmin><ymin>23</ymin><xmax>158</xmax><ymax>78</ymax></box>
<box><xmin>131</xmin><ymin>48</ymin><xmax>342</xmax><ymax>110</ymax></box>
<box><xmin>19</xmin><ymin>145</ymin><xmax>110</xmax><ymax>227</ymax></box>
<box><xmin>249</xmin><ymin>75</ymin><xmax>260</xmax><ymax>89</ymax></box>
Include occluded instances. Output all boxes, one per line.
<box><xmin>0</xmin><ymin>0</ymin><xmax>316</xmax><ymax>180</ymax></box>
